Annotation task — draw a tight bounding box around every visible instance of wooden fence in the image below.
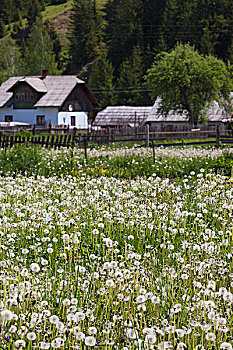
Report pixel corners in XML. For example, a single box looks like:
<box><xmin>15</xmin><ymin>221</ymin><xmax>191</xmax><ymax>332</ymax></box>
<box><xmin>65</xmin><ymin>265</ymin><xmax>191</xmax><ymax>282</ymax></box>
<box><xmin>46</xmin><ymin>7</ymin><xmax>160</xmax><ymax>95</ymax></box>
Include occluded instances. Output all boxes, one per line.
<box><xmin>0</xmin><ymin>124</ymin><xmax>82</xmax><ymax>135</ymax></box>
<box><xmin>0</xmin><ymin>134</ymin><xmax>77</xmax><ymax>149</ymax></box>
<box><xmin>0</xmin><ymin>127</ymin><xmax>233</xmax><ymax>151</ymax></box>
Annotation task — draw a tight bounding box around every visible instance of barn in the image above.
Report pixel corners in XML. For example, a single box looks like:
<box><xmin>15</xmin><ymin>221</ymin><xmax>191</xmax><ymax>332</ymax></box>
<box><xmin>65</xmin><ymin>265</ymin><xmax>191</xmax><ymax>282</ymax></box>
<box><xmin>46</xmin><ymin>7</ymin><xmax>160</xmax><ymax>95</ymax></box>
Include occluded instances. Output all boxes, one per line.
<box><xmin>93</xmin><ymin>97</ymin><xmax>233</xmax><ymax>132</ymax></box>
<box><xmin>92</xmin><ymin>106</ymin><xmax>152</xmax><ymax>128</ymax></box>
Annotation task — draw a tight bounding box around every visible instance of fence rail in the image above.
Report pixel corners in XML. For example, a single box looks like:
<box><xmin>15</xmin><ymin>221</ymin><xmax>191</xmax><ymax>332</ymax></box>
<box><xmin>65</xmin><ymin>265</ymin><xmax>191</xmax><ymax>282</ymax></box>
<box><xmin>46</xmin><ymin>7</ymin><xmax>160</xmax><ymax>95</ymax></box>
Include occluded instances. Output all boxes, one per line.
<box><xmin>0</xmin><ymin>128</ymin><xmax>233</xmax><ymax>151</ymax></box>
<box><xmin>0</xmin><ymin>134</ymin><xmax>76</xmax><ymax>149</ymax></box>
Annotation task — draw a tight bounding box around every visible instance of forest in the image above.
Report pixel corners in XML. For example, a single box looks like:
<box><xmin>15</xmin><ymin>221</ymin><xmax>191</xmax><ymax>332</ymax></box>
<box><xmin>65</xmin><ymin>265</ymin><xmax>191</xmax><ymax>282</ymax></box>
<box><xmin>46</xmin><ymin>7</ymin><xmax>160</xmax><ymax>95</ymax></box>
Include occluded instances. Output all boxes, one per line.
<box><xmin>0</xmin><ymin>0</ymin><xmax>232</xmax><ymax>108</ymax></box>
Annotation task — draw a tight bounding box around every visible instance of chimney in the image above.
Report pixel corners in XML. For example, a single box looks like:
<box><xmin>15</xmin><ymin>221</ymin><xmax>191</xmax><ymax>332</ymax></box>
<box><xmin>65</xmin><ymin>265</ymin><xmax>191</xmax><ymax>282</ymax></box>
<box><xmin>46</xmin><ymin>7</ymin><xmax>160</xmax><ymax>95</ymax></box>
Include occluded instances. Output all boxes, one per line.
<box><xmin>42</xmin><ymin>69</ymin><xmax>48</xmax><ymax>79</ymax></box>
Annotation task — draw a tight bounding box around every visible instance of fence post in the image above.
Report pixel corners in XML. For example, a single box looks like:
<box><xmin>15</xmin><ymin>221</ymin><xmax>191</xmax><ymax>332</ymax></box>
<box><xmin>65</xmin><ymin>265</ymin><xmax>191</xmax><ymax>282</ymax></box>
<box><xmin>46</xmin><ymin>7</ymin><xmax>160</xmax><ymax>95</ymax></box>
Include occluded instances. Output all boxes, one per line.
<box><xmin>216</xmin><ymin>124</ymin><xmax>220</xmax><ymax>148</ymax></box>
<box><xmin>84</xmin><ymin>136</ymin><xmax>87</xmax><ymax>158</ymax></box>
<box><xmin>151</xmin><ymin>140</ymin><xmax>155</xmax><ymax>162</ymax></box>
<box><xmin>146</xmin><ymin>123</ymin><xmax>150</xmax><ymax>147</ymax></box>
<box><xmin>33</xmin><ymin>125</ymin><xmax>36</xmax><ymax>135</ymax></box>
<box><xmin>10</xmin><ymin>136</ymin><xmax>14</xmax><ymax>148</ymax></box>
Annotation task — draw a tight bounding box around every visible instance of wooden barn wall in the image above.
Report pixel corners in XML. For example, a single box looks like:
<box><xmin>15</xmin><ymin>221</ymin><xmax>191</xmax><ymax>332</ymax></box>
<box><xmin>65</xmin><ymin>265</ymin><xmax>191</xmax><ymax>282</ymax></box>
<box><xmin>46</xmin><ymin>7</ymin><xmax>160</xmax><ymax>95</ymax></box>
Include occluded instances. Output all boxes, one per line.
<box><xmin>60</xmin><ymin>85</ymin><xmax>93</xmax><ymax>117</ymax></box>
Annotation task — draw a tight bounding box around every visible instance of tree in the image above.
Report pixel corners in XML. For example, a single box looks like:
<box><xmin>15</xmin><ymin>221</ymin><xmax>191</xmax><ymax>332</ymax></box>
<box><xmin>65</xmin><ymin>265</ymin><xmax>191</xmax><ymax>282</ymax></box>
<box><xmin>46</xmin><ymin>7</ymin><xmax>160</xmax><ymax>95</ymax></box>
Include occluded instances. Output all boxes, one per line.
<box><xmin>116</xmin><ymin>45</ymin><xmax>146</xmax><ymax>105</ymax></box>
<box><xmin>26</xmin><ymin>0</ymin><xmax>43</xmax><ymax>26</ymax></box>
<box><xmin>145</xmin><ymin>43</ymin><xmax>232</xmax><ymax>126</ymax></box>
<box><xmin>44</xmin><ymin>20</ymin><xmax>62</xmax><ymax>68</ymax></box>
<box><xmin>161</xmin><ymin>0</ymin><xmax>233</xmax><ymax>62</ymax></box>
<box><xmin>141</xmin><ymin>0</ymin><xmax>167</xmax><ymax>52</ymax></box>
<box><xmin>0</xmin><ymin>37</ymin><xmax>21</xmax><ymax>84</ymax></box>
<box><xmin>0</xmin><ymin>19</ymin><xmax>5</xmax><ymax>39</ymax></box>
<box><xmin>23</xmin><ymin>17</ymin><xmax>59</xmax><ymax>75</ymax></box>
<box><xmin>105</xmin><ymin>0</ymin><xmax>143</xmax><ymax>69</ymax></box>
<box><xmin>68</xmin><ymin>0</ymin><xmax>103</xmax><ymax>72</ymax></box>
<box><xmin>88</xmin><ymin>50</ymin><xmax>116</xmax><ymax>108</ymax></box>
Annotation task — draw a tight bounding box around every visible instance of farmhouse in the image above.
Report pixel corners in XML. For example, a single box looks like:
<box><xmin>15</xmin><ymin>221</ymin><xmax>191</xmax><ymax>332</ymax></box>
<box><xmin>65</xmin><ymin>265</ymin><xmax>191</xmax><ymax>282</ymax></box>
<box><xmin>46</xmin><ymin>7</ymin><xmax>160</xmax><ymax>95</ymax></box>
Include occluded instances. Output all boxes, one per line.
<box><xmin>0</xmin><ymin>71</ymin><xmax>99</xmax><ymax>129</ymax></box>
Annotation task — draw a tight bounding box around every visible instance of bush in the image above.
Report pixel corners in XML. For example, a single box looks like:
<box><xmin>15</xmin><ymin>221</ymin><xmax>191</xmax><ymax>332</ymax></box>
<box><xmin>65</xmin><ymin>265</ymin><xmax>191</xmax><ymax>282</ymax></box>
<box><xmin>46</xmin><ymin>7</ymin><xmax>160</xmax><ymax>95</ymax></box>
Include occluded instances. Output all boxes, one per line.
<box><xmin>15</xmin><ymin>130</ymin><xmax>33</xmax><ymax>137</ymax></box>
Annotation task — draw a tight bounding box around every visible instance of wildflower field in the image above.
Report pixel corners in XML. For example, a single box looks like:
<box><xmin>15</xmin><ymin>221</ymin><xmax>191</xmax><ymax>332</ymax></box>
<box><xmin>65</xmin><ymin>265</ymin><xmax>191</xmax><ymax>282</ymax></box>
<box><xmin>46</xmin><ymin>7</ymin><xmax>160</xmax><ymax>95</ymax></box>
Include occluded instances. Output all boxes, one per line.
<box><xmin>0</xmin><ymin>145</ymin><xmax>233</xmax><ymax>350</ymax></box>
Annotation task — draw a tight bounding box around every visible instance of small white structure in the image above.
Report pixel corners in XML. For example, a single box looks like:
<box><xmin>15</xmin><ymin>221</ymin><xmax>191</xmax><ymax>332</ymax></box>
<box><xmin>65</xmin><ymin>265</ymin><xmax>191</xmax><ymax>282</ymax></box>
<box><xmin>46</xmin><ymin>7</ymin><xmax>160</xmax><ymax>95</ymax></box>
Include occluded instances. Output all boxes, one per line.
<box><xmin>58</xmin><ymin>112</ymin><xmax>88</xmax><ymax>129</ymax></box>
<box><xmin>0</xmin><ymin>73</ymin><xmax>98</xmax><ymax>128</ymax></box>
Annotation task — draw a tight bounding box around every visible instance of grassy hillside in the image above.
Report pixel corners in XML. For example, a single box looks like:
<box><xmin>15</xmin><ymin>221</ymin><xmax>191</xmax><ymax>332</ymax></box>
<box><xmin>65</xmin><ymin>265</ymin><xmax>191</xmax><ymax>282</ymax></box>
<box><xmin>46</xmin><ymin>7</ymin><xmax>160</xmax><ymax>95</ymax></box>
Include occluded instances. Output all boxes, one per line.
<box><xmin>45</xmin><ymin>0</ymin><xmax>106</xmax><ymax>49</ymax></box>
<box><xmin>42</xmin><ymin>0</ymin><xmax>73</xmax><ymax>21</ymax></box>
<box><xmin>2</xmin><ymin>0</ymin><xmax>106</xmax><ymax>50</ymax></box>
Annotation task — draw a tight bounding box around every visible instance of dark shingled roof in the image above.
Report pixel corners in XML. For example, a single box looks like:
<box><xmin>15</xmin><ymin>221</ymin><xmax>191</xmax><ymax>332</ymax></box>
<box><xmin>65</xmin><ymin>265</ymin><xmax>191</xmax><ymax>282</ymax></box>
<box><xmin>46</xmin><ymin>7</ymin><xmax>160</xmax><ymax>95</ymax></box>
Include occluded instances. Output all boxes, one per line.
<box><xmin>0</xmin><ymin>75</ymin><xmax>99</xmax><ymax>108</ymax></box>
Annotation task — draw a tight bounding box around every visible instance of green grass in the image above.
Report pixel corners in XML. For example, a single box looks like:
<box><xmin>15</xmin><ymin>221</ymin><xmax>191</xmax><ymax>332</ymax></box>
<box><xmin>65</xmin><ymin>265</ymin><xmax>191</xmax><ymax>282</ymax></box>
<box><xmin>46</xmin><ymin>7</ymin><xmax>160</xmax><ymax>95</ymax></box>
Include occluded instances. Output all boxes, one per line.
<box><xmin>1</xmin><ymin>144</ymin><xmax>233</xmax><ymax>179</ymax></box>
<box><xmin>42</xmin><ymin>0</ymin><xmax>107</xmax><ymax>22</ymax></box>
<box><xmin>0</xmin><ymin>159</ymin><xmax>233</xmax><ymax>349</ymax></box>
<box><xmin>42</xmin><ymin>0</ymin><xmax>73</xmax><ymax>21</ymax></box>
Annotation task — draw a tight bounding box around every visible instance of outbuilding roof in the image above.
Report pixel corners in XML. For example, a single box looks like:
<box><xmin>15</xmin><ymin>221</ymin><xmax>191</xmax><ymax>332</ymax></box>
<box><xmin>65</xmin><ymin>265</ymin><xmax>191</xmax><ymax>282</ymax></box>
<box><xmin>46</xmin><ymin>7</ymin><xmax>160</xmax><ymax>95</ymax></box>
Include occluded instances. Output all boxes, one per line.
<box><xmin>147</xmin><ymin>97</ymin><xmax>233</xmax><ymax>123</ymax></box>
<box><xmin>0</xmin><ymin>75</ymin><xmax>98</xmax><ymax>108</ymax></box>
<box><xmin>94</xmin><ymin>98</ymin><xmax>233</xmax><ymax>127</ymax></box>
<box><xmin>93</xmin><ymin>106</ymin><xmax>152</xmax><ymax>127</ymax></box>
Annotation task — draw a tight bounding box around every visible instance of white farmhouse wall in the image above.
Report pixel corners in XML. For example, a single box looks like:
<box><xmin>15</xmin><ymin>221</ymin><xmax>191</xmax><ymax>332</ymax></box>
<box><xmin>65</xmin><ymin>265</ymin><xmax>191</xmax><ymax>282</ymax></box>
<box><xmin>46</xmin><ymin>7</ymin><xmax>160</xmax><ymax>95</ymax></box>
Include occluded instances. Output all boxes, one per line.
<box><xmin>0</xmin><ymin>107</ymin><xmax>37</xmax><ymax>124</ymax></box>
<box><xmin>0</xmin><ymin>107</ymin><xmax>88</xmax><ymax>128</ymax></box>
<box><xmin>58</xmin><ymin>112</ymin><xmax>88</xmax><ymax>129</ymax></box>
<box><xmin>0</xmin><ymin>106</ymin><xmax>59</xmax><ymax>125</ymax></box>
<box><xmin>37</xmin><ymin>108</ymin><xmax>59</xmax><ymax>125</ymax></box>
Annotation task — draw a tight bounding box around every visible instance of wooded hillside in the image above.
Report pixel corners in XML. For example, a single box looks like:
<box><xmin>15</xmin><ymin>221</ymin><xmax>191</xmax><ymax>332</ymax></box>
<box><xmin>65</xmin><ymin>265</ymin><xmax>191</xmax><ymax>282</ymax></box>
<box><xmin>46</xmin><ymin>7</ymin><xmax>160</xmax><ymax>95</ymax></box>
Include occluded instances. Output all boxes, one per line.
<box><xmin>0</xmin><ymin>0</ymin><xmax>232</xmax><ymax>108</ymax></box>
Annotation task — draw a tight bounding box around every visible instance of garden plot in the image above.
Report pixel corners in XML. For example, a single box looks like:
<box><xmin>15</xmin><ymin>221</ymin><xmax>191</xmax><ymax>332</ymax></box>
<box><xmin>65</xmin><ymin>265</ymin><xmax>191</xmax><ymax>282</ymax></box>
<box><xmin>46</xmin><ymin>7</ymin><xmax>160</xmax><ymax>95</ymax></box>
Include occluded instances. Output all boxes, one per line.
<box><xmin>0</xmin><ymin>171</ymin><xmax>233</xmax><ymax>349</ymax></box>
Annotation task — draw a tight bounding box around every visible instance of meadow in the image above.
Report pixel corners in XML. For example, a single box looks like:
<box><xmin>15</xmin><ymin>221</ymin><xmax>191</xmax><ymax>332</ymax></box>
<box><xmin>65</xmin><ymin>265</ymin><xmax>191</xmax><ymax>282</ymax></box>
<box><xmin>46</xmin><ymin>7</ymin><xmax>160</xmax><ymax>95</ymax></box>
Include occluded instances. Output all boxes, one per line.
<box><xmin>0</xmin><ymin>144</ymin><xmax>233</xmax><ymax>349</ymax></box>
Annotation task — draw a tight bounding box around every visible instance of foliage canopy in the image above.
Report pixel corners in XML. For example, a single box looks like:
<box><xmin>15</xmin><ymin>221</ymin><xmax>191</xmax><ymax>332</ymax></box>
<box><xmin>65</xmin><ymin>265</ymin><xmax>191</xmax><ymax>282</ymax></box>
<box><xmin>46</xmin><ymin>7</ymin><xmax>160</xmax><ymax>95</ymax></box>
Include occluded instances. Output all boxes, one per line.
<box><xmin>145</xmin><ymin>43</ymin><xmax>233</xmax><ymax>125</ymax></box>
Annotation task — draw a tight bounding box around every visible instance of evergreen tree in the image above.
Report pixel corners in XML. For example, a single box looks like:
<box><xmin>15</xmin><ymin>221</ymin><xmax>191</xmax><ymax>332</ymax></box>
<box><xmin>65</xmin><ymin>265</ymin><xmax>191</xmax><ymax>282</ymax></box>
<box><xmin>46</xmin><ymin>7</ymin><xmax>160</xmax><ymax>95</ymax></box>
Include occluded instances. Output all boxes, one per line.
<box><xmin>0</xmin><ymin>37</ymin><xmax>21</xmax><ymax>84</ymax></box>
<box><xmin>88</xmin><ymin>51</ymin><xmax>116</xmax><ymax>108</ymax></box>
<box><xmin>23</xmin><ymin>17</ymin><xmax>59</xmax><ymax>75</ymax></box>
<box><xmin>116</xmin><ymin>45</ymin><xmax>145</xmax><ymax>105</ymax></box>
<box><xmin>161</xmin><ymin>0</ymin><xmax>233</xmax><ymax>61</ymax></box>
<box><xmin>0</xmin><ymin>19</ymin><xmax>6</xmax><ymax>39</ymax></box>
<box><xmin>26</xmin><ymin>0</ymin><xmax>43</xmax><ymax>27</ymax></box>
<box><xmin>44</xmin><ymin>20</ymin><xmax>62</xmax><ymax>68</ymax></box>
<box><xmin>162</xmin><ymin>0</ymin><xmax>200</xmax><ymax>48</ymax></box>
<box><xmin>199</xmin><ymin>24</ymin><xmax>218</xmax><ymax>56</ymax></box>
<box><xmin>105</xmin><ymin>0</ymin><xmax>144</xmax><ymax>69</ymax></box>
<box><xmin>141</xmin><ymin>0</ymin><xmax>167</xmax><ymax>52</ymax></box>
<box><xmin>68</xmin><ymin>0</ymin><xmax>103</xmax><ymax>72</ymax></box>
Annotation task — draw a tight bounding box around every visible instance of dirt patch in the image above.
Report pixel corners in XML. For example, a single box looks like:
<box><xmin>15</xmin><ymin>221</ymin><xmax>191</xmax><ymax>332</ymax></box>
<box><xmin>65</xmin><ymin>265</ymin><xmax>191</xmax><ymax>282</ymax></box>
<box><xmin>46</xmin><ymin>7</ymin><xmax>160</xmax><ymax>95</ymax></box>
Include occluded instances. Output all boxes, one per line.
<box><xmin>51</xmin><ymin>9</ymin><xmax>71</xmax><ymax>36</ymax></box>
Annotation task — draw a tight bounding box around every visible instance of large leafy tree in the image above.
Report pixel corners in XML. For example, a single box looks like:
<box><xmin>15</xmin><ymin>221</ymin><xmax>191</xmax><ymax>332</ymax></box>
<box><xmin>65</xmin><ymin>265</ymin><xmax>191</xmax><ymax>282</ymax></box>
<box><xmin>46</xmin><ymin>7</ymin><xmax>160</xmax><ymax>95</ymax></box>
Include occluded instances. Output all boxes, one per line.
<box><xmin>145</xmin><ymin>43</ymin><xmax>232</xmax><ymax>126</ymax></box>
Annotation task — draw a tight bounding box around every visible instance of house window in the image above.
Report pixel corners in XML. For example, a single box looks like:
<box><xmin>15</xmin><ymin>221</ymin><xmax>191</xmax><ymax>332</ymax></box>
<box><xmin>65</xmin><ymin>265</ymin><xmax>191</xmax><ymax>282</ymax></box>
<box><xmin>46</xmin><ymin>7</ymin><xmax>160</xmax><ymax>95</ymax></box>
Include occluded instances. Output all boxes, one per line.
<box><xmin>5</xmin><ymin>115</ymin><xmax>13</xmax><ymax>122</ymax></box>
<box><xmin>37</xmin><ymin>115</ymin><xmax>45</xmax><ymax>126</ymax></box>
<box><xmin>71</xmin><ymin>115</ymin><xmax>76</xmax><ymax>126</ymax></box>
<box><xmin>15</xmin><ymin>92</ymin><xmax>35</xmax><ymax>102</ymax></box>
